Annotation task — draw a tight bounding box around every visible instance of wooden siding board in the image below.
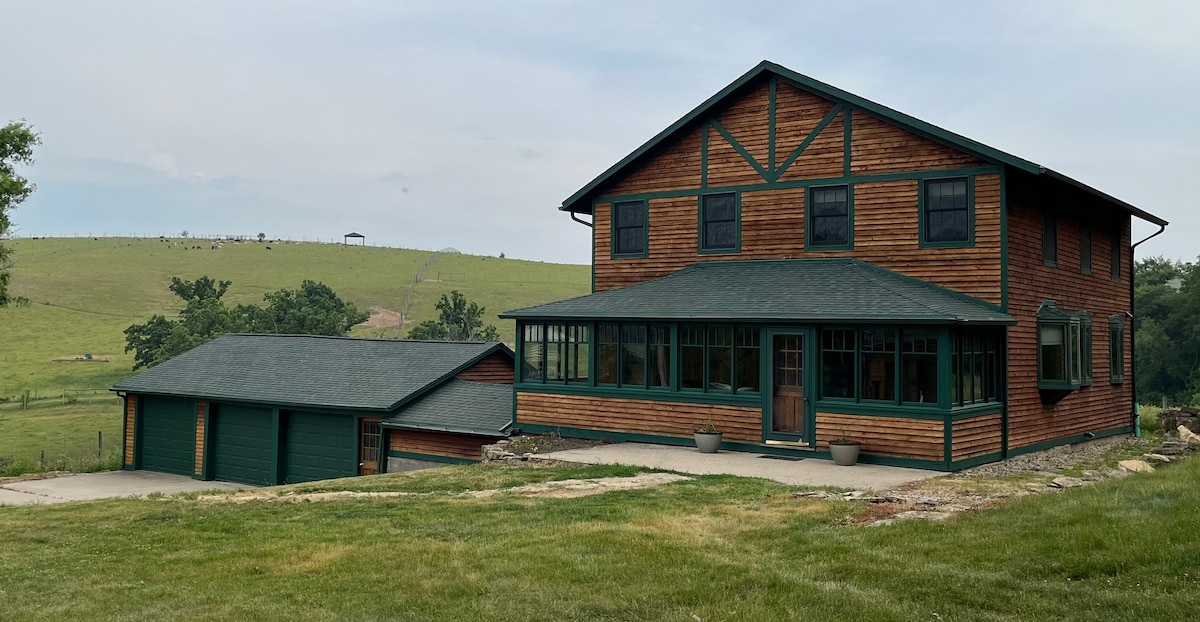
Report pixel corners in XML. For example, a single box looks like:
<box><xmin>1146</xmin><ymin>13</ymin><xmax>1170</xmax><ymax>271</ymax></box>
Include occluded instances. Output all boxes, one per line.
<box><xmin>594</xmin><ymin>176</ymin><xmax>1001</xmax><ymax>302</ymax></box>
<box><xmin>951</xmin><ymin>412</ymin><xmax>1002</xmax><ymax>460</ymax></box>
<box><xmin>850</xmin><ymin>111</ymin><xmax>984</xmax><ymax>174</ymax></box>
<box><xmin>604</xmin><ymin>127</ymin><xmax>704</xmax><ymax>197</ymax></box>
<box><xmin>777</xmin><ymin>110</ymin><xmax>845</xmax><ymax>182</ymax></box>
<box><xmin>715</xmin><ymin>82</ymin><xmax>771</xmax><ymax>168</ymax></box>
<box><xmin>773</xmin><ymin>83</ymin><xmax>839</xmax><ymax>165</ymax></box>
<box><xmin>124</xmin><ymin>394</ymin><xmax>137</xmax><ymax>467</ymax></box>
<box><xmin>457</xmin><ymin>352</ymin><xmax>515</xmax><ymax>384</ymax></box>
<box><xmin>517</xmin><ymin>392</ymin><xmax>762</xmax><ymax>443</ymax></box>
<box><xmin>194</xmin><ymin>401</ymin><xmax>207</xmax><ymax>476</ymax></box>
<box><xmin>816</xmin><ymin>412</ymin><xmax>945</xmax><ymax>460</ymax></box>
<box><xmin>389</xmin><ymin>430</ymin><xmax>493</xmax><ymax>461</ymax></box>
<box><xmin>1005</xmin><ymin>186</ymin><xmax>1134</xmax><ymax>450</ymax></box>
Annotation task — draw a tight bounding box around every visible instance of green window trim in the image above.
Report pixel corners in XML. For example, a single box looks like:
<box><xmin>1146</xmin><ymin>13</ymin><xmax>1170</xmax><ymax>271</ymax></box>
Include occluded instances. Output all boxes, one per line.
<box><xmin>611</xmin><ymin>200</ymin><xmax>649</xmax><ymax>258</ymax></box>
<box><xmin>806</xmin><ymin>184</ymin><xmax>854</xmax><ymax>251</ymax></box>
<box><xmin>1043</xmin><ymin>212</ymin><xmax>1058</xmax><ymax>268</ymax></box>
<box><xmin>918</xmin><ymin>176</ymin><xmax>975</xmax><ymax>249</ymax></box>
<box><xmin>698</xmin><ymin>192</ymin><xmax>741</xmax><ymax>254</ymax></box>
<box><xmin>1109</xmin><ymin>315</ymin><xmax>1126</xmax><ymax>383</ymax></box>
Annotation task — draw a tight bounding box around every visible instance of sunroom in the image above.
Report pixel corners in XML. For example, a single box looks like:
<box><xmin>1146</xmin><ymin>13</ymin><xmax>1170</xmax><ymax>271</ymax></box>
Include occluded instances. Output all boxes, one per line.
<box><xmin>502</xmin><ymin>259</ymin><xmax>1016</xmax><ymax>470</ymax></box>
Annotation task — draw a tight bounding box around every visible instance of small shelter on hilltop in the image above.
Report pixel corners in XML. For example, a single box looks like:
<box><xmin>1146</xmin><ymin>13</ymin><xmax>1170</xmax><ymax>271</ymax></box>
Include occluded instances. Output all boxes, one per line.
<box><xmin>112</xmin><ymin>334</ymin><xmax>515</xmax><ymax>485</ymax></box>
<box><xmin>344</xmin><ymin>232</ymin><xmax>366</xmax><ymax>246</ymax></box>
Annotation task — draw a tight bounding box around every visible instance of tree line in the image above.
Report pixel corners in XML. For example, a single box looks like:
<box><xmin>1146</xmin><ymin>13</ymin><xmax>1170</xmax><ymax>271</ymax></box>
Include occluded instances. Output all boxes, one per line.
<box><xmin>1134</xmin><ymin>256</ymin><xmax>1200</xmax><ymax>406</ymax></box>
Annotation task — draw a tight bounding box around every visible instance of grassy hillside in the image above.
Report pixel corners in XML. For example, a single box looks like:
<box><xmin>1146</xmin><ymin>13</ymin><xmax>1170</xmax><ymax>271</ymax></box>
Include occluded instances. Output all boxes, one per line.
<box><xmin>1</xmin><ymin>461</ymin><xmax>1198</xmax><ymax>621</ymax></box>
<box><xmin>0</xmin><ymin>237</ymin><xmax>589</xmax><ymax>398</ymax></box>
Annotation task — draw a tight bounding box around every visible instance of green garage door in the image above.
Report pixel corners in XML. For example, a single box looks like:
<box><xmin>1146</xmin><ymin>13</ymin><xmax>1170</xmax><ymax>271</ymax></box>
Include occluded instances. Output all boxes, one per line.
<box><xmin>211</xmin><ymin>404</ymin><xmax>275</xmax><ymax>485</ymax></box>
<box><xmin>284</xmin><ymin>412</ymin><xmax>358</xmax><ymax>483</ymax></box>
<box><xmin>139</xmin><ymin>396</ymin><xmax>196</xmax><ymax>476</ymax></box>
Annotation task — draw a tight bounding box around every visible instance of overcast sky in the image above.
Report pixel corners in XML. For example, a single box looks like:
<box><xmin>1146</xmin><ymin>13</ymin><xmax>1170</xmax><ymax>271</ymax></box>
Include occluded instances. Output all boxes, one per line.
<box><xmin>2</xmin><ymin>1</ymin><xmax>1196</xmax><ymax>264</ymax></box>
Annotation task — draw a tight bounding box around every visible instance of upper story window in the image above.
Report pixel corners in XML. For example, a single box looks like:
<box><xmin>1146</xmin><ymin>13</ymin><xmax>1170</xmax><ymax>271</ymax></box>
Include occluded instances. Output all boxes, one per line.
<box><xmin>1080</xmin><ymin>227</ymin><xmax>1093</xmax><ymax>274</ymax></box>
<box><xmin>612</xmin><ymin>200</ymin><xmax>647</xmax><ymax>257</ymax></box>
<box><xmin>1043</xmin><ymin>213</ymin><xmax>1058</xmax><ymax>267</ymax></box>
<box><xmin>699</xmin><ymin>193</ymin><xmax>738</xmax><ymax>253</ymax></box>
<box><xmin>1110</xmin><ymin>230</ymin><xmax>1122</xmax><ymax>281</ymax></box>
<box><xmin>1109</xmin><ymin>315</ymin><xmax>1125</xmax><ymax>383</ymax></box>
<box><xmin>808</xmin><ymin>185</ymin><xmax>852</xmax><ymax>249</ymax></box>
<box><xmin>922</xmin><ymin>177</ymin><xmax>971</xmax><ymax>246</ymax></box>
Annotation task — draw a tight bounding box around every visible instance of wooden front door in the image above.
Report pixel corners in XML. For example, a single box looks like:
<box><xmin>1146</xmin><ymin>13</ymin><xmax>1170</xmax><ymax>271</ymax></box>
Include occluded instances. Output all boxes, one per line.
<box><xmin>770</xmin><ymin>333</ymin><xmax>807</xmax><ymax>440</ymax></box>
<box><xmin>359</xmin><ymin>418</ymin><xmax>382</xmax><ymax>475</ymax></box>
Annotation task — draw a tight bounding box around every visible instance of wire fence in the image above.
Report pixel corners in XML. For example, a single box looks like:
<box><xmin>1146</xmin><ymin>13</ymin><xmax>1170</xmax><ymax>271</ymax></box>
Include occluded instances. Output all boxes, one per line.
<box><xmin>8</xmin><ymin>232</ymin><xmax>452</xmax><ymax>251</ymax></box>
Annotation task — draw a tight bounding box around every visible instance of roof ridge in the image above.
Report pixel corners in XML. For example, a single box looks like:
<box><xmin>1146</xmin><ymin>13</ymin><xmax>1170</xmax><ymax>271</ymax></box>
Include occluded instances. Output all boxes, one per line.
<box><xmin>223</xmin><ymin>333</ymin><xmax>500</xmax><ymax>345</ymax></box>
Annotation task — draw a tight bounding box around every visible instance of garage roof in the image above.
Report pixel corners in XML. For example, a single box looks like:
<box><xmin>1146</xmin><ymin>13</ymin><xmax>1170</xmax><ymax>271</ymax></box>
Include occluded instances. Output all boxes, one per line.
<box><xmin>112</xmin><ymin>334</ymin><xmax>512</xmax><ymax>412</ymax></box>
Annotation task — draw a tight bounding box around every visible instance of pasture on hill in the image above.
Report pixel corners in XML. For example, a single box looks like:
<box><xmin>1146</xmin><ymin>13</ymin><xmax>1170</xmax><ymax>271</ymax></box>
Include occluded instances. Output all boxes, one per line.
<box><xmin>1</xmin><ymin>460</ymin><xmax>1199</xmax><ymax>621</ymax></box>
<box><xmin>0</xmin><ymin>236</ymin><xmax>589</xmax><ymax>400</ymax></box>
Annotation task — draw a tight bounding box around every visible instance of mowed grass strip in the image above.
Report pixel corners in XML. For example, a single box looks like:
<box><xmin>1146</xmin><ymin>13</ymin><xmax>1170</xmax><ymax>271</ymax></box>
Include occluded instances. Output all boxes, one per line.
<box><xmin>0</xmin><ymin>237</ymin><xmax>589</xmax><ymax>397</ymax></box>
<box><xmin>1</xmin><ymin>460</ymin><xmax>1198</xmax><ymax>621</ymax></box>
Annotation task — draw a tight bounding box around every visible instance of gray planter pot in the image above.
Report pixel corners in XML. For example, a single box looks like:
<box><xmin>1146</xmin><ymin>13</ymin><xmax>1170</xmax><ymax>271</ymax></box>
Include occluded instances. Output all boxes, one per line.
<box><xmin>829</xmin><ymin>442</ymin><xmax>861</xmax><ymax>466</ymax></box>
<box><xmin>694</xmin><ymin>431</ymin><xmax>723</xmax><ymax>453</ymax></box>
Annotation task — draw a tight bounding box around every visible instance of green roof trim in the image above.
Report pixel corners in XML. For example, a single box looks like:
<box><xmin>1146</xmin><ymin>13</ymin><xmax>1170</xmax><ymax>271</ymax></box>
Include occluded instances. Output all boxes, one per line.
<box><xmin>112</xmin><ymin>334</ymin><xmax>512</xmax><ymax>413</ymax></box>
<box><xmin>561</xmin><ymin>60</ymin><xmax>1167</xmax><ymax>227</ymax></box>
<box><xmin>501</xmin><ymin>258</ymin><xmax>1014</xmax><ymax>325</ymax></box>
<box><xmin>382</xmin><ymin>379</ymin><xmax>512</xmax><ymax>437</ymax></box>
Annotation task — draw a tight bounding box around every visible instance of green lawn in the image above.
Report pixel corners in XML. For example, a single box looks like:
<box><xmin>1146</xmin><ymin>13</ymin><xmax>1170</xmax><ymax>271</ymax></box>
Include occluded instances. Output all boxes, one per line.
<box><xmin>0</xmin><ymin>237</ymin><xmax>589</xmax><ymax>398</ymax></box>
<box><xmin>0</xmin><ymin>398</ymin><xmax>123</xmax><ymax>469</ymax></box>
<box><xmin>1</xmin><ymin>460</ymin><xmax>1197</xmax><ymax>621</ymax></box>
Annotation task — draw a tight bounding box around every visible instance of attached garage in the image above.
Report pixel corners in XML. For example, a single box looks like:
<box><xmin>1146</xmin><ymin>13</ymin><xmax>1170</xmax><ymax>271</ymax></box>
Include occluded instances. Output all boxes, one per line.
<box><xmin>210</xmin><ymin>403</ymin><xmax>275</xmax><ymax>485</ymax></box>
<box><xmin>283</xmin><ymin>411</ymin><xmax>358</xmax><ymax>484</ymax></box>
<box><xmin>113</xmin><ymin>334</ymin><xmax>516</xmax><ymax>485</ymax></box>
<box><xmin>138</xmin><ymin>396</ymin><xmax>196</xmax><ymax>476</ymax></box>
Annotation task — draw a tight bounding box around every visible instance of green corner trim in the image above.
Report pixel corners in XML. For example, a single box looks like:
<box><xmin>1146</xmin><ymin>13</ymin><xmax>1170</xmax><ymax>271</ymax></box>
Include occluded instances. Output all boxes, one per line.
<box><xmin>386</xmin><ymin>450</ymin><xmax>477</xmax><ymax>465</ymax></box>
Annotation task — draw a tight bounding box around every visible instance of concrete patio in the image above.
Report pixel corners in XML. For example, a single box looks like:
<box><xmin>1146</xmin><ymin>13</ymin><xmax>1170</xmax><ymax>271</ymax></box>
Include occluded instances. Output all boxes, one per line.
<box><xmin>0</xmin><ymin>470</ymin><xmax>248</xmax><ymax>506</ymax></box>
<box><xmin>541</xmin><ymin>443</ymin><xmax>942</xmax><ymax>490</ymax></box>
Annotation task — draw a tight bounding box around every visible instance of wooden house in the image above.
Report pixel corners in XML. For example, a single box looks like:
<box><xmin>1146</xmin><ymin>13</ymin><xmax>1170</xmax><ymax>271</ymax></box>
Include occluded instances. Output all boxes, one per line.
<box><xmin>112</xmin><ymin>335</ymin><xmax>514</xmax><ymax>484</ymax></box>
<box><xmin>501</xmin><ymin>61</ymin><xmax>1168</xmax><ymax>470</ymax></box>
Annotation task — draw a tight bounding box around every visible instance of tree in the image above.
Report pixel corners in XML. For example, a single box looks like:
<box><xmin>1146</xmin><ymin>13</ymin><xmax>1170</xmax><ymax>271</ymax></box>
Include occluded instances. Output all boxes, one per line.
<box><xmin>0</xmin><ymin>120</ymin><xmax>41</xmax><ymax>307</ymax></box>
<box><xmin>257</xmin><ymin>232</ymin><xmax>266</xmax><ymax>242</ymax></box>
<box><xmin>125</xmin><ymin>277</ymin><xmax>368</xmax><ymax>369</ymax></box>
<box><xmin>407</xmin><ymin>290</ymin><xmax>501</xmax><ymax>341</ymax></box>
<box><xmin>1134</xmin><ymin>256</ymin><xmax>1200</xmax><ymax>406</ymax></box>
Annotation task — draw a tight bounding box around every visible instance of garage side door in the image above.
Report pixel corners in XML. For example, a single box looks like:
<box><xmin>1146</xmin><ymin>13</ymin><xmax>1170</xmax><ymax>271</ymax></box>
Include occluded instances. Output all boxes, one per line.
<box><xmin>139</xmin><ymin>396</ymin><xmax>195</xmax><ymax>476</ymax></box>
<box><xmin>284</xmin><ymin>412</ymin><xmax>357</xmax><ymax>484</ymax></box>
<box><xmin>211</xmin><ymin>404</ymin><xmax>275</xmax><ymax>485</ymax></box>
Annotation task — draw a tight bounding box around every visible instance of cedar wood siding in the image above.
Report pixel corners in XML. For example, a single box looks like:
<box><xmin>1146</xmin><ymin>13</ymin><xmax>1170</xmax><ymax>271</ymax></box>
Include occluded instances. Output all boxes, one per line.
<box><xmin>456</xmin><ymin>351</ymin><xmax>515</xmax><ymax>384</ymax></box>
<box><xmin>123</xmin><ymin>394</ymin><xmax>137</xmax><ymax>467</ymax></box>
<box><xmin>517</xmin><ymin>392</ymin><xmax>762</xmax><ymax>443</ymax></box>
<box><xmin>1005</xmin><ymin>173</ymin><xmax>1134</xmax><ymax>450</ymax></box>
<box><xmin>389</xmin><ymin>430</ymin><xmax>495</xmax><ymax>462</ymax></box>
<box><xmin>592</xmin><ymin>79</ymin><xmax>1001</xmax><ymax>303</ymax></box>
<box><xmin>194</xmin><ymin>400</ymin><xmax>207</xmax><ymax>477</ymax></box>
<box><xmin>815</xmin><ymin>412</ymin><xmax>943</xmax><ymax>461</ymax></box>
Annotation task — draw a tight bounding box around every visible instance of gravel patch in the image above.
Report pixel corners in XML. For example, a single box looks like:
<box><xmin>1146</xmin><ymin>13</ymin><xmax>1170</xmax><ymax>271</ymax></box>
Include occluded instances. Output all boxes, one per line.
<box><xmin>953</xmin><ymin>435</ymin><xmax>1153</xmax><ymax>478</ymax></box>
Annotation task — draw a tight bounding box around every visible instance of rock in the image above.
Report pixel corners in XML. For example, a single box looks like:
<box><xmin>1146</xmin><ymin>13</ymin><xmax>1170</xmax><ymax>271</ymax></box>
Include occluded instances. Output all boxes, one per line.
<box><xmin>892</xmin><ymin>511</ymin><xmax>955</xmax><ymax>522</ymax></box>
<box><xmin>791</xmin><ymin>491</ymin><xmax>829</xmax><ymax>499</ymax></box>
<box><xmin>1117</xmin><ymin>459</ymin><xmax>1154</xmax><ymax>473</ymax></box>
<box><xmin>1178</xmin><ymin>426</ymin><xmax>1200</xmax><ymax>446</ymax></box>
<box><xmin>1143</xmin><ymin>453</ymin><xmax>1172</xmax><ymax>465</ymax></box>
<box><xmin>1079</xmin><ymin>469</ymin><xmax>1113</xmax><ymax>481</ymax></box>
<box><xmin>1181</xmin><ymin>406</ymin><xmax>1200</xmax><ymax>415</ymax></box>
<box><xmin>1050</xmin><ymin>476</ymin><xmax>1086</xmax><ymax>489</ymax></box>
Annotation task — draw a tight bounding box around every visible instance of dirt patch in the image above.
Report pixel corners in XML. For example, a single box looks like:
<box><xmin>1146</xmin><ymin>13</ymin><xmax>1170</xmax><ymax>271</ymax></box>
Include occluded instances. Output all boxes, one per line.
<box><xmin>465</xmin><ymin>472</ymin><xmax>691</xmax><ymax>499</ymax></box>
<box><xmin>359</xmin><ymin>306</ymin><xmax>403</xmax><ymax>328</ymax></box>
<box><xmin>206</xmin><ymin>472</ymin><xmax>691</xmax><ymax>504</ymax></box>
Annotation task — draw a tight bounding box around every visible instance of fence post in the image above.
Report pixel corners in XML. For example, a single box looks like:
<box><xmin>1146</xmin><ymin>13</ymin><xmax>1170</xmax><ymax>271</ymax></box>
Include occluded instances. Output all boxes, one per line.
<box><xmin>99</xmin><ymin>431</ymin><xmax>104</xmax><ymax>458</ymax></box>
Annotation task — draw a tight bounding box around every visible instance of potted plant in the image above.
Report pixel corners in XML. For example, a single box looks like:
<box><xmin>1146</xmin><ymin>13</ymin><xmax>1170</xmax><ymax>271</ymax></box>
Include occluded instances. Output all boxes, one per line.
<box><xmin>829</xmin><ymin>429</ymin><xmax>861</xmax><ymax>466</ymax></box>
<box><xmin>694</xmin><ymin>419</ymin><xmax>723</xmax><ymax>453</ymax></box>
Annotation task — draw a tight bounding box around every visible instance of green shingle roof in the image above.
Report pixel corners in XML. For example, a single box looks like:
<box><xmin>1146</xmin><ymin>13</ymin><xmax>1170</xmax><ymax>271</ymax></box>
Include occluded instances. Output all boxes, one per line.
<box><xmin>112</xmin><ymin>334</ymin><xmax>510</xmax><ymax>412</ymax></box>
<box><xmin>501</xmin><ymin>259</ymin><xmax>1014</xmax><ymax>325</ymax></box>
<box><xmin>382</xmin><ymin>379</ymin><xmax>513</xmax><ymax>437</ymax></box>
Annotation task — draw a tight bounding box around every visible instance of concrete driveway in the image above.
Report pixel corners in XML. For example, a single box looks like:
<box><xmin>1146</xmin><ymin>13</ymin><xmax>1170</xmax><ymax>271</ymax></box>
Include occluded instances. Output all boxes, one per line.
<box><xmin>0</xmin><ymin>470</ymin><xmax>248</xmax><ymax>506</ymax></box>
<box><xmin>541</xmin><ymin>443</ymin><xmax>941</xmax><ymax>491</ymax></box>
